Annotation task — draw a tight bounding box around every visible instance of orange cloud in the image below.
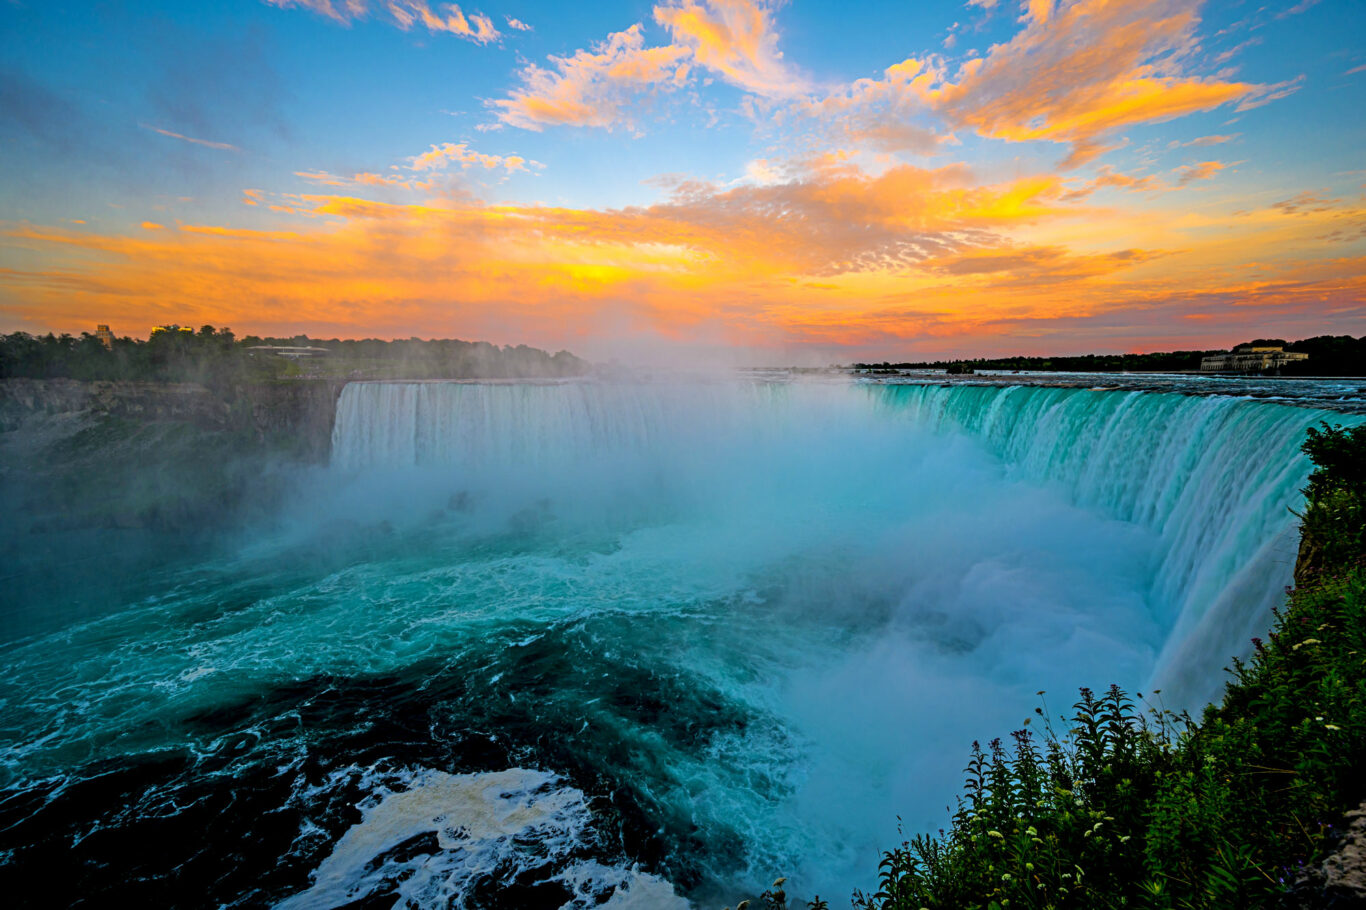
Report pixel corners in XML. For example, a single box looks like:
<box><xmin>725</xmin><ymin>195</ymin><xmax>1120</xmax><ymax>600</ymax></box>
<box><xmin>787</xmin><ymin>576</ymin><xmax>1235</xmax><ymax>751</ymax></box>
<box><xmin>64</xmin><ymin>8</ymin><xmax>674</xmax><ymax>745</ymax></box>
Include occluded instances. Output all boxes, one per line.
<box><xmin>933</xmin><ymin>0</ymin><xmax>1268</xmax><ymax>165</ymax></box>
<box><xmin>491</xmin><ymin>24</ymin><xmax>690</xmax><ymax>130</ymax></box>
<box><xmin>266</xmin><ymin>0</ymin><xmax>500</xmax><ymax>43</ymax></box>
<box><xmin>787</xmin><ymin>57</ymin><xmax>950</xmax><ymax>153</ymax></box>
<box><xmin>1270</xmin><ymin>192</ymin><xmax>1341</xmax><ymax>216</ymax></box>
<box><xmin>796</xmin><ymin>1</ymin><xmax>1284</xmax><ymax>167</ymax></box>
<box><xmin>386</xmin><ymin>1</ymin><xmax>499</xmax><ymax>42</ymax></box>
<box><xmin>296</xmin><ymin>170</ymin><xmax>442</xmax><ymax>191</ymax></box>
<box><xmin>1173</xmin><ymin>160</ymin><xmax>1227</xmax><ymax>185</ymax></box>
<box><xmin>491</xmin><ymin>1</ymin><xmax>804</xmax><ymax>131</ymax></box>
<box><xmin>653</xmin><ymin>0</ymin><xmax>808</xmax><ymax>97</ymax></box>
<box><xmin>408</xmin><ymin>142</ymin><xmax>538</xmax><ymax>173</ymax></box>
<box><xmin>3</xmin><ymin>158</ymin><xmax>1360</xmax><ymax>357</ymax></box>
<box><xmin>1169</xmin><ymin>133</ymin><xmax>1238</xmax><ymax>149</ymax></box>
<box><xmin>924</xmin><ymin>245</ymin><xmax>1162</xmax><ymax>285</ymax></box>
<box><xmin>0</xmin><ymin>161</ymin><xmax>1083</xmax><ymax>348</ymax></box>
<box><xmin>295</xmin><ymin>170</ymin><xmax>350</xmax><ymax>187</ymax></box>
<box><xmin>1088</xmin><ymin>165</ymin><xmax>1159</xmax><ymax>193</ymax></box>
<box><xmin>291</xmin><ymin>142</ymin><xmax>536</xmax><ymax>195</ymax></box>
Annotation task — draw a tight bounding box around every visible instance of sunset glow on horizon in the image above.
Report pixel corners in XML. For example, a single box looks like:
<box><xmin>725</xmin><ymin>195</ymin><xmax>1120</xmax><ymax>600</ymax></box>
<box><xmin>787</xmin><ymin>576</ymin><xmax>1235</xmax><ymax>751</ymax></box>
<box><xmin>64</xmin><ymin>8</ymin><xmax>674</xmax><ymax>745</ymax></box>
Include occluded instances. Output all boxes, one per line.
<box><xmin>3</xmin><ymin>0</ymin><xmax>1363</xmax><ymax>362</ymax></box>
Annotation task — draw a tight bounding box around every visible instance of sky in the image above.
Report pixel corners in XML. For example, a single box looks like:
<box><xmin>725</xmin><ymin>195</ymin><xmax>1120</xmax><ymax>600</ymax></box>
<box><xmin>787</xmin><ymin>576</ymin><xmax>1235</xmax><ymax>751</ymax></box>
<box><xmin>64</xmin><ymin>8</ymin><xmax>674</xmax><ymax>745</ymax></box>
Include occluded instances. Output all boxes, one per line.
<box><xmin>1</xmin><ymin>0</ymin><xmax>1363</xmax><ymax>362</ymax></box>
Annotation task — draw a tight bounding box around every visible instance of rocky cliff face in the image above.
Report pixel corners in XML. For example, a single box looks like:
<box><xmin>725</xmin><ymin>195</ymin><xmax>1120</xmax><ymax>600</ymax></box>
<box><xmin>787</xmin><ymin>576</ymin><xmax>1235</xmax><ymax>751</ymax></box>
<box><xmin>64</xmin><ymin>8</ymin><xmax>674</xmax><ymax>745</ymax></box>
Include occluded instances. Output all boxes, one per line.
<box><xmin>1295</xmin><ymin>526</ymin><xmax>1325</xmax><ymax>588</ymax></box>
<box><xmin>0</xmin><ymin>378</ymin><xmax>347</xmax><ymax>538</ymax></box>
<box><xmin>0</xmin><ymin>378</ymin><xmax>230</xmax><ymax>432</ymax></box>
<box><xmin>230</xmin><ymin>380</ymin><xmax>347</xmax><ymax>462</ymax></box>
<box><xmin>0</xmin><ymin>378</ymin><xmax>346</xmax><ymax>461</ymax></box>
<box><xmin>1292</xmin><ymin>802</ymin><xmax>1366</xmax><ymax>908</ymax></box>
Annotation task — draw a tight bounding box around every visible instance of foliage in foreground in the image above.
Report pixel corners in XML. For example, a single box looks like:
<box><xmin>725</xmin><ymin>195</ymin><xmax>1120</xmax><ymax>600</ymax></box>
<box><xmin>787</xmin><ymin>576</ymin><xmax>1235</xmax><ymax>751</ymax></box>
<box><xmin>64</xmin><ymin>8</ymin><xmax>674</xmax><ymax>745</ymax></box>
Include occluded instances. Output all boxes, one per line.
<box><xmin>1297</xmin><ymin>422</ymin><xmax>1366</xmax><ymax>580</ymax></box>
<box><xmin>839</xmin><ymin>422</ymin><xmax>1366</xmax><ymax>909</ymax></box>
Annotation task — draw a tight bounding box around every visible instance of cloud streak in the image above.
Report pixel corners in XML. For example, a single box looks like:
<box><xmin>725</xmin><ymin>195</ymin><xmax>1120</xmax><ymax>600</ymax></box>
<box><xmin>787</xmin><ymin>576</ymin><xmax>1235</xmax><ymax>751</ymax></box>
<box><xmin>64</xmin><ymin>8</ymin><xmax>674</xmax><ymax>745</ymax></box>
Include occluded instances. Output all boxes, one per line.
<box><xmin>265</xmin><ymin>0</ymin><xmax>502</xmax><ymax>43</ymax></box>
<box><xmin>140</xmin><ymin>123</ymin><xmax>241</xmax><ymax>152</ymax></box>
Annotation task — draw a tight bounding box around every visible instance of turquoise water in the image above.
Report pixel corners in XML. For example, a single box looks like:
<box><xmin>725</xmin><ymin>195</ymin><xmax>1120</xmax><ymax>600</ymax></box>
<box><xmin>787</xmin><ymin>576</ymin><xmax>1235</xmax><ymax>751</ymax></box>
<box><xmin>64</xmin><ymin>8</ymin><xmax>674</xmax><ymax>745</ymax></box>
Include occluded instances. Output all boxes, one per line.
<box><xmin>0</xmin><ymin>379</ymin><xmax>1355</xmax><ymax>907</ymax></box>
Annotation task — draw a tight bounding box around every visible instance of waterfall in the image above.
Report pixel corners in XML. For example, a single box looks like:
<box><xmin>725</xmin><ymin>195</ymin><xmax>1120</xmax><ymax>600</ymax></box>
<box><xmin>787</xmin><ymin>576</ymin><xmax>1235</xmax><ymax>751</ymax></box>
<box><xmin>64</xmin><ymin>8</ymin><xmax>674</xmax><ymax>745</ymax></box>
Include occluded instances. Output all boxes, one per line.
<box><xmin>870</xmin><ymin>383</ymin><xmax>1361</xmax><ymax>703</ymax></box>
<box><xmin>331</xmin><ymin>379</ymin><xmax>1360</xmax><ymax>707</ymax></box>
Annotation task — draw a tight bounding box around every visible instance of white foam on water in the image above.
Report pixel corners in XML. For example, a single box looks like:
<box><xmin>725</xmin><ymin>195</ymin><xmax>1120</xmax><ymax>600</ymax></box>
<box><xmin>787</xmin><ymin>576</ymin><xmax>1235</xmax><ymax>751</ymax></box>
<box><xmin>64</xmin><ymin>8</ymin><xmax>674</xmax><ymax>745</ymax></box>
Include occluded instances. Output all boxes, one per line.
<box><xmin>554</xmin><ymin>861</ymin><xmax>690</xmax><ymax>910</ymax></box>
<box><xmin>276</xmin><ymin>767</ymin><xmax>687</xmax><ymax>910</ymax></box>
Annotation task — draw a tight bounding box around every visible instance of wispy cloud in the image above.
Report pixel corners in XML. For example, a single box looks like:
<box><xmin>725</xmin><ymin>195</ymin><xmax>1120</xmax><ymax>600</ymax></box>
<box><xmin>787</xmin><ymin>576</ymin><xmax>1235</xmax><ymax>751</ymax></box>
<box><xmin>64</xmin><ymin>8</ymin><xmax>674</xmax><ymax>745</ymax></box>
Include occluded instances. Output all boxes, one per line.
<box><xmin>1275</xmin><ymin>0</ymin><xmax>1321</xmax><ymax>20</ymax></box>
<box><xmin>1270</xmin><ymin>192</ymin><xmax>1340</xmax><ymax>215</ymax></box>
<box><xmin>490</xmin><ymin>24</ymin><xmax>690</xmax><ymax>131</ymax></box>
<box><xmin>1062</xmin><ymin>165</ymin><xmax>1160</xmax><ymax>199</ymax></box>
<box><xmin>295</xmin><ymin>169</ymin><xmax>439</xmax><ymax>190</ymax></box>
<box><xmin>491</xmin><ymin>0</ymin><xmax>805</xmax><ymax>131</ymax></box>
<box><xmin>408</xmin><ymin>141</ymin><xmax>541</xmax><ymax>173</ymax></box>
<box><xmin>264</xmin><ymin>0</ymin><xmax>501</xmax><ymax>44</ymax></box>
<box><xmin>1173</xmin><ymin>160</ymin><xmax>1228</xmax><ymax>185</ymax></box>
<box><xmin>786</xmin><ymin>57</ymin><xmax>950</xmax><ymax>153</ymax></box>
<box><xmin>1168</xmin><ymin>134</ymin><xmax>1238</xmax><ymax>149</ymax></box>
<box><xmin>293</xmin><ymin>140</ymin><xmax>540</xmax><ymax>192</ymax></box>
<box><xmin>653</xmin><ymin>0</ymin><xmax>810</xmax><ymax>97</ymax></box>
<box><xmin>140</xmin><ymin>123</ymin><xmax>240</xmax><ymax>152</ymax></box>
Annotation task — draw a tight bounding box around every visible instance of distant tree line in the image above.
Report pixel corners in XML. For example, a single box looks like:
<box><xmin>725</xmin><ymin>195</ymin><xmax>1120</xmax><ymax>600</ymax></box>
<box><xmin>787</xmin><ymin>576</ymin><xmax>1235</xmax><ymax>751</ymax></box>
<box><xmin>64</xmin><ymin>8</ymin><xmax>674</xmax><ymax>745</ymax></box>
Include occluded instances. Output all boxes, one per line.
<box><xmin>0</xmin><ymin>327</ymin><xmax>590</xmax><ymax>386</ymax></box>
<box><xmin>855</xmin><ymin>334</ymin><xmax>1366</xmax><ymax>376</ymax></box>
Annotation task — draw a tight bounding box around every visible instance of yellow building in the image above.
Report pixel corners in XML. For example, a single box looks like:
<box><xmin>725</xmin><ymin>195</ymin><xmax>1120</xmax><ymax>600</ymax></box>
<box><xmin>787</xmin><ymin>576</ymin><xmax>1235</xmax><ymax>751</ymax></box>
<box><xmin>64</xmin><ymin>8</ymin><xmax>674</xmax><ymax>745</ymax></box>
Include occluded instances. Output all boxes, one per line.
<box><xmin>94</xmin><ymin>325</ymin><xmax>115</xmax><ymax>348</ymax></box>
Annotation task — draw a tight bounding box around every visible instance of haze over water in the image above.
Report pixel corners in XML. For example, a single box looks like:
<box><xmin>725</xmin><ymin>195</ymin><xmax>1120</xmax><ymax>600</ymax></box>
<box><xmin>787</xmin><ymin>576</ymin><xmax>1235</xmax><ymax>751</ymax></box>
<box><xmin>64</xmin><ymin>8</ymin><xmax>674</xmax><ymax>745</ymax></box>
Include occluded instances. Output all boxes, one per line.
<box><xmin>3</xmin><ymin>376</ymin><xmax>1362</xmax><ymax>907</ymax></box>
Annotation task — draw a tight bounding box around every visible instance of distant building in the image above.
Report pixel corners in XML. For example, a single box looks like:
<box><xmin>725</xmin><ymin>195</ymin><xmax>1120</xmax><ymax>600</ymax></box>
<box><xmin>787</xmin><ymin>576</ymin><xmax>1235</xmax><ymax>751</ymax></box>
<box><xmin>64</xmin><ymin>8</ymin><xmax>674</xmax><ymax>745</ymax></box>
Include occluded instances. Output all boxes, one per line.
<box><xmin>94</xmin><ymin>324</ymin><xmax>115</xmax><ymax>348</ymax></box>
<box><xmin>151</xmin><ymin>325</ymin><xmax>194</xmax><ymax>336</ymax></box>
<box><xmin>1200</xmin><ymin>345</ymin><xmax>1309</xmax><ymax>373</ymax></box>
<box><xmin>245</xmin><ymin>345</ymin><xmax>330</xmax><ymax>360</ymax></box>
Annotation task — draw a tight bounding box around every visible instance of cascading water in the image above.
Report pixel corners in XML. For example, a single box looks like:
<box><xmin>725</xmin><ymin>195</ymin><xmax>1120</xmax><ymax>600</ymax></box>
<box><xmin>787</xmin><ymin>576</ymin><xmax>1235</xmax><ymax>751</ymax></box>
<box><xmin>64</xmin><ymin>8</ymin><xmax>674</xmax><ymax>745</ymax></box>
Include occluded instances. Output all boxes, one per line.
<box><xmin>330</xmin><ymin>379</ymin><xmax>1339</xmax><ymax>707</ymax></box>
<box><xmin>866</xmin><ymin>383</ymin><xmax>1345</xmax><ymax>705</ymax></box>
<box><xmin>1</xmin><ymin>376</ymin><xmax>1359</xmax><ymax>908</ymax></box>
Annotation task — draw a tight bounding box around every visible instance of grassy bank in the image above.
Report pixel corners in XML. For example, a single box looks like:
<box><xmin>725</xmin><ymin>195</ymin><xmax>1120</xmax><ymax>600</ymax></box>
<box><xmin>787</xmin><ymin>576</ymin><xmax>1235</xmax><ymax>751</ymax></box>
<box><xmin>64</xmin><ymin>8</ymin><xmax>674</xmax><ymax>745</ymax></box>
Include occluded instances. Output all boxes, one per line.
<box><xmin>739</xmin><ymin>423</ymin><xmax>1366</xmax><ymax>910</ymax></box>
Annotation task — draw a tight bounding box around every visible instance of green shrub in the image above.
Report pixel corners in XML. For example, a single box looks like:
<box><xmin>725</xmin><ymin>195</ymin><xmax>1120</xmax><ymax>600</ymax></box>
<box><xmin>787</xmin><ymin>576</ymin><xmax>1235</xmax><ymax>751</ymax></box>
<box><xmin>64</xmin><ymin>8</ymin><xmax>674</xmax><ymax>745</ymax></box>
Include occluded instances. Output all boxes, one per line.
<box><xmin>1298</xmin><ymin>423</ymin><xmax>1366</xmax><ymax>576</ymax></box>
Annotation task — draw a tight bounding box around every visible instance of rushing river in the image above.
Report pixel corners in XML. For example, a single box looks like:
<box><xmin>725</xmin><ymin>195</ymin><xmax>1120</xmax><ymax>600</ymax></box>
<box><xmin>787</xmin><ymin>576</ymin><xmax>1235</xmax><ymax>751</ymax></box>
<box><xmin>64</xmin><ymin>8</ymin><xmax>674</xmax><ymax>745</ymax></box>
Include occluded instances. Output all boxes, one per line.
<box><xmin>1</xmin><ymin>376</ymin><xmax>1362</xmax><ymax>907</ymax></box>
